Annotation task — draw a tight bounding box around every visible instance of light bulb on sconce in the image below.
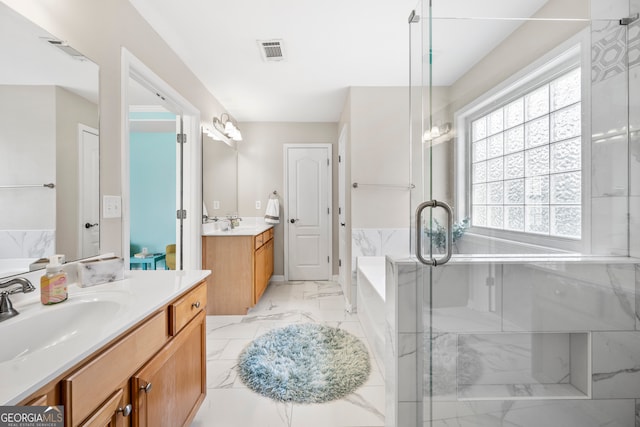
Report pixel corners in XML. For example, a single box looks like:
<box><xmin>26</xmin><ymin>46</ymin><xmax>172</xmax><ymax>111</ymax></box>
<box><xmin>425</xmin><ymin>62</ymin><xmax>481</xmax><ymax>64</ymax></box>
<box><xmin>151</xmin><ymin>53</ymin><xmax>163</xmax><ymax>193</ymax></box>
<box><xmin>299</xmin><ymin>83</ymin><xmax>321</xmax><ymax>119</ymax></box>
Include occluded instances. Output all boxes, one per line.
<box><xmin>423</xmin><ymin>122</ymin><xmax>451</xmax><ymax>142</ymax></box>
<box><xmin>212</xmin><ymin>112</ymin><xmax>243</xmax><ymax>142</ymax></box>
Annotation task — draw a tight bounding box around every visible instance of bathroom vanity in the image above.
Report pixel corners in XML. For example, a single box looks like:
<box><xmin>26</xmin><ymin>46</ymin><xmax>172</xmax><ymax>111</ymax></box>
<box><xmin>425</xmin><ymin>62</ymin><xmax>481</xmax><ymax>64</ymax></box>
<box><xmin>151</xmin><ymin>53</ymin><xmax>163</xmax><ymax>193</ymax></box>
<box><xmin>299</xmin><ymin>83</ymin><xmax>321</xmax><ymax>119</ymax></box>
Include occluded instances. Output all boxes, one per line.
<box><xmin>1</xmin><ymin>270</ymin><xmax>209</xmax><ymax>427</ymax></box>
<box><xmin>202</xmin><ymin>223</ymin><xmax>274</xmax><ymax>314</ymax></box>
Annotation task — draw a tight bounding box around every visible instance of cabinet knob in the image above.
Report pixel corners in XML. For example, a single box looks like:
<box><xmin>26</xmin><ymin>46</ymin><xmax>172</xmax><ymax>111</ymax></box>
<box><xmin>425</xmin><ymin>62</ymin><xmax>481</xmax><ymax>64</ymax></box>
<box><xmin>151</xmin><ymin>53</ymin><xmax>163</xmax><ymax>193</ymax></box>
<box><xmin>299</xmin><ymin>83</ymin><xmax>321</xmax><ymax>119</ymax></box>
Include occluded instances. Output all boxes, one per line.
<box><xmin>140</xmin><ymin>382</ymin><xmax>153</xmax><ymax>393</ymax></box>
<box><xmin>117</xmin><ymin>404</ymin><xmax>132</xmax><ymax>417</ymax></box>
<box><xmin>192</xmin><ymin>301</ymin><xmax>201</xmax><ymax>309</ymax></box>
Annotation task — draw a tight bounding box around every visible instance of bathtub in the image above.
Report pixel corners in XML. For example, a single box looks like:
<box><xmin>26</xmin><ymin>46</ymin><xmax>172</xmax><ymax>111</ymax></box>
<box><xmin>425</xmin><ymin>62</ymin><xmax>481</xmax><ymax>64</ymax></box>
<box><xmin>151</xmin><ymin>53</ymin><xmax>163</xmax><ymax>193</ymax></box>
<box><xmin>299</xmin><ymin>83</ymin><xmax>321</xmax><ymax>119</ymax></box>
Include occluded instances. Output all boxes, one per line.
<box><xmin>356</xmin><ymin>256</ymin><xmax>386</xmax><ymax>376</ymax></box>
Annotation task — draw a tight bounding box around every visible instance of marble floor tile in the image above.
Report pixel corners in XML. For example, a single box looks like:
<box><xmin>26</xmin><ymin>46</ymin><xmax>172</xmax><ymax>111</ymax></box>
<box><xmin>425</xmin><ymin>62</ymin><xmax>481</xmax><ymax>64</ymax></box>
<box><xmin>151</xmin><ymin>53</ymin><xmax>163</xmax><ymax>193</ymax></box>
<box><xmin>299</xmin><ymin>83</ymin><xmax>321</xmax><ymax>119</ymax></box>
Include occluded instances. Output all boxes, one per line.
<box><xmin>192</xmin><ymin>280</ymin><xmax>386</xmax><ymax>427</ymax></box>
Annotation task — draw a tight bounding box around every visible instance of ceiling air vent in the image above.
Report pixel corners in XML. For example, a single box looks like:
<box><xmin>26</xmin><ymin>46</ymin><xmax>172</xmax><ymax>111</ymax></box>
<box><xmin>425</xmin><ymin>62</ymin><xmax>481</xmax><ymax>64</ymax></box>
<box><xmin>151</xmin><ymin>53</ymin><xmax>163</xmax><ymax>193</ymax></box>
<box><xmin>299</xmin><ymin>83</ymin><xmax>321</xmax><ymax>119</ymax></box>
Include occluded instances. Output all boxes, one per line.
<box><xmin>258</xmin><ymin>39</ymin><xmax>285</xmax><ymax>62</ymax></box>
<box><xmin>43</xmin><ymin>38</ymin><xmax>86</xmax><ymax>60</ymax></box>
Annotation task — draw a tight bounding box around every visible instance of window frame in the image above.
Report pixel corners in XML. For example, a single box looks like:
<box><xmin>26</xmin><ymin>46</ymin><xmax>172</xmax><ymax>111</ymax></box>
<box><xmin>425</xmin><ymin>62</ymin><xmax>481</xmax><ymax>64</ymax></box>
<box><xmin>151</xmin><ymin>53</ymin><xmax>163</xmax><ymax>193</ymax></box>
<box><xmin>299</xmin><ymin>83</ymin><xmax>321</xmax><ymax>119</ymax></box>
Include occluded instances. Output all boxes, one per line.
<box><xmin>453</xmin><ymin>31</ymin><xmax>591</xmax><ymax>253</ymax></box>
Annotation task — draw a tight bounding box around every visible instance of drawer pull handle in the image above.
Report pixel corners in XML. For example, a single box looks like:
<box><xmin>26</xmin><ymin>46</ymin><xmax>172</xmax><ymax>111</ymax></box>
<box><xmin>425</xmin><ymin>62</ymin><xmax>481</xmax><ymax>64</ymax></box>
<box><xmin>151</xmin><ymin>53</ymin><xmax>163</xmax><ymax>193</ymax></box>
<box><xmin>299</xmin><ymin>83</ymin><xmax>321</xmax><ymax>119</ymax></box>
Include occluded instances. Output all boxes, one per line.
<box><xmin>192</xmin><ymin>301</ymin><xmax>201</xmax><ymax>309</ymax></box>
<box><xmin>140</xmin><ymin>382</ymin><xmax>153</xmax><ymax>393</ymax></box>
<box><xmin>117</xmin><ymin>404</ymin><xmax>132</xmax><ymax>417</ymax></box>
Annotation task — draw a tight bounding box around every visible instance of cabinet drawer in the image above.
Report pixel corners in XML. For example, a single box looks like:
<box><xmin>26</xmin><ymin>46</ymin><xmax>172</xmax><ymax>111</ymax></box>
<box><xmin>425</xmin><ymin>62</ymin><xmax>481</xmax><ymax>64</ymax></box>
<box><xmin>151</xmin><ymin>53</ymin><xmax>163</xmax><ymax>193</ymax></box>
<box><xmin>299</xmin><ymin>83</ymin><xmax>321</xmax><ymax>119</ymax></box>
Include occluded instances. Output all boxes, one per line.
<box><xmin>62</xmin><ymin>310</ymin><xmax>168</xmax><ymax>426</ymax></box>
<box><xmin>170</xmin><ymin>281</ymin><xmax>207</xmax><ymax>336</ymax></box>
<box><xmin>254</xmin><ymin>233</ymin><xmax>264</xmax><ymax>249</ymax></box>
<box><xmin>266</xmin><ymin>228</ymin><xmax>273</xmax><ymax>241</ymax></box>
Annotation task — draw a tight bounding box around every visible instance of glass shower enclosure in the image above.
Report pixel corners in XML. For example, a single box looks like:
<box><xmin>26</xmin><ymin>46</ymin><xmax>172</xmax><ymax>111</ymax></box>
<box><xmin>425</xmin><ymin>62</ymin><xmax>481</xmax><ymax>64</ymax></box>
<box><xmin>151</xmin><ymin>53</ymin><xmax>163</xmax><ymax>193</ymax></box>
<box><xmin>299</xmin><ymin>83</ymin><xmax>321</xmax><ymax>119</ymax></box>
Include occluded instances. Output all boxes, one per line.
<box><xmin>396</xmin><ymin>0</ymin><xmax>640</xmax><ymax>425</ymax></box>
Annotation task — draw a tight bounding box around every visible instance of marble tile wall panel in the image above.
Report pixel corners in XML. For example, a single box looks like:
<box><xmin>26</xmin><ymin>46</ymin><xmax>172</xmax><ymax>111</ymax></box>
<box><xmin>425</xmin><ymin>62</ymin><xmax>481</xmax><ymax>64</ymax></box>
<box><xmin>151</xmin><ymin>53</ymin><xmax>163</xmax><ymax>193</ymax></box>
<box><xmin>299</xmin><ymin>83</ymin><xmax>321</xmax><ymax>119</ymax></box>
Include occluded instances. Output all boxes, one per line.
<box><xmin>593</xmin><ymin>331</ymin><xmax>640</xmax><ymax>399</ymax></box>
<box><xmin>591</xmin><ymin>196</ymin><xmax>629</xmax><ymax>255</ymax></box>
<box><xmin>590</xmin><ymin>0</ymin><xmax>629</xmax><ymax>21</ymax></box>
<box><xmin>636</xmin><ymin>399</ymin><xmax>639</xmax><ymax>427</ymax></box>
<box><xmin>396</xmin><ymin>262</ymin><xmax>421</xmax><ymax>334</ymax></box>
<box><xmin>502</xmin><ymin>263</ymin><xmax>636</xmax><ymax>332</ymax></box>
<box><xmin>352</xmin><ymin>228</ymin><xmax>410</xmax><ymax>272</ymax></box>
<box><xmin>457</xmin><ymin>333</ymin><xmax>571</xmax><ymax>389</ymax></box>
<box><xmin>429</xmin><ymin>264</ymin><xmax>502</xmax><ymax>333</ymax></box>
<box><xmin>637</xmin><ymin>264</ymin><xmax>640</xmax><ymax>330</ymax></box>
<box><xmin>591</xmin><ymin>73</ymin><xmax>629</xmax><ymax>198</ymax></box>
<box><xmin>430</xmin><ymin>399</ymin><xmax>635</xmax><ymax>427</ymax></box>
<box><xmin>0</xmin><ymin>230</ymin><xmax>54</xmax><ymax>259</ymax></box>
<box><xmin>386</xmin><ymin>258</ymin><xmax>423</xmax><ymax>427</ymax></box>
<box><xmin>631</xmin><ymin>197</ymin><xmax>640</xmax><ymax>259</ymax></box>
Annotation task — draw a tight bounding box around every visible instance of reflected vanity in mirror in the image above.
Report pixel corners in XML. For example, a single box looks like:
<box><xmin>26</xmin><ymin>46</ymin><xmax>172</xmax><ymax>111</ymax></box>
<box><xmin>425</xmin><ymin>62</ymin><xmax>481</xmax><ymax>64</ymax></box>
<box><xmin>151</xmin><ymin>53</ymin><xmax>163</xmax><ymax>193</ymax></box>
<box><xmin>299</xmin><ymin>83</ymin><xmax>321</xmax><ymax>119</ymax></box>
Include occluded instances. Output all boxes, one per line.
<box><xmin>0</xmin><ymin>2</ymin><xmax>100</xmax><ymax>278</ymax></box>
<box><xmin>202</xmin><ymin>131</ymin><xmax>238</xmax><ymax>222</ymax></box>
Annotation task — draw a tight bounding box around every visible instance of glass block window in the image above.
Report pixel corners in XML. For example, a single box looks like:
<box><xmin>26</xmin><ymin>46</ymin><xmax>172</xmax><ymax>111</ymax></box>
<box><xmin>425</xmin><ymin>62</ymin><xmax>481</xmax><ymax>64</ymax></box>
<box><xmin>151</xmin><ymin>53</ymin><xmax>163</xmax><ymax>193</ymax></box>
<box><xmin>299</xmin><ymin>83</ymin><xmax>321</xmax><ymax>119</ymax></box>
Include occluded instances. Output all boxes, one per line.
<box><xmin>470</xmin><ymin>67</ymin><xmax>581</xmax><ymax>239</ymax></box>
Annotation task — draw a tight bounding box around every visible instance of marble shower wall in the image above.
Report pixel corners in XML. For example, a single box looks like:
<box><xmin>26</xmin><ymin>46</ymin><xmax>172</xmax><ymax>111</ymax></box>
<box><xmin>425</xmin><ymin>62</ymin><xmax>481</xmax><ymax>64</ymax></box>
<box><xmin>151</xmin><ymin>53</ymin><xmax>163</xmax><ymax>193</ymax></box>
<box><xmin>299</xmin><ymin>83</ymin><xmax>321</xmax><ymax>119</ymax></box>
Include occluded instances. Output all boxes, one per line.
<box><xmin>630</xmin><ymin>12</ymin><xmax>640</xmax><ymax>258</ymax></box>
<box><xmin>386</xmin><ymin>256</ymin><xmax>640</xmax><ymax>427</ymax></box>
<box><xmin>591</xmin><ymin>11</ymin><xmax>640</xmax><ymax>256</ymax></box>
<box><xmin>0</xmin><ymin>230</ymin><xmax>55</xmax><ymax>259</ymax></box>
<box><xmin>352</xmin><ymin>228</ymin><xmax>409</xmax><ymax>309</ymax></box>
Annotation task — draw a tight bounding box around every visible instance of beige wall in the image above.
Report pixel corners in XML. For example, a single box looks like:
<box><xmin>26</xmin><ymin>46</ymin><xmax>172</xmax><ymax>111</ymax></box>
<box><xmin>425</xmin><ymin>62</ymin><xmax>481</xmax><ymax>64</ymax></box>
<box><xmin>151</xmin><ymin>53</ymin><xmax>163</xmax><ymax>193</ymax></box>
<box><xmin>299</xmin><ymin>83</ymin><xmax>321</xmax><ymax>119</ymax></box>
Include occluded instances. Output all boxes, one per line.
<box><xmin>56</xmin><ymin>87</ymin><xmax>99</xmax><ymax>260</ymax></box>
<box><xmin>3</xmin><ymin>0</ymin><xmax>228</xmax><ymax>258</ymax></box>
<box><xmin>237</xmin><ymin>122</ymin><xmax>339</xmax><ymax>276</ymax></box>
<box><xmin>349</xmin><ymin>87</ymin><xmax>411</xmax><ymax>228</ymax></box>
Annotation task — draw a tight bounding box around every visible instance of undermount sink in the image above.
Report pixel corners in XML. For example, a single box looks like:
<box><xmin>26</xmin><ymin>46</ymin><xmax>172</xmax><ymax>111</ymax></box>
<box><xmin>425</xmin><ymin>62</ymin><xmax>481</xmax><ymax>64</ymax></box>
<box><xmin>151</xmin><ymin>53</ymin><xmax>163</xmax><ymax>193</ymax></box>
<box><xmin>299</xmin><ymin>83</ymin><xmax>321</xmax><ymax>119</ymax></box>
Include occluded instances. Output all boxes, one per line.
<box><xmin>0</xmin><ymin>298</ymin><xmax>123</xmax><ymax>363</ymax></box>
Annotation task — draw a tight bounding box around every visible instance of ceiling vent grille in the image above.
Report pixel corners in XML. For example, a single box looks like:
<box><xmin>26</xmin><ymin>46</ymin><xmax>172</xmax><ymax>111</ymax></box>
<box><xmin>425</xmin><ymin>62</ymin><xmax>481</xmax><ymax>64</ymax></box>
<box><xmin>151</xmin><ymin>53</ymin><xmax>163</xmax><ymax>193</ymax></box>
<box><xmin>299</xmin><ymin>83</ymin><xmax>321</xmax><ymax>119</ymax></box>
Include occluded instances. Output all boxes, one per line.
<box><xmin>258</xmin><ymin>39</ymin><xmax>285</xmax><ymax>62</ymax></box>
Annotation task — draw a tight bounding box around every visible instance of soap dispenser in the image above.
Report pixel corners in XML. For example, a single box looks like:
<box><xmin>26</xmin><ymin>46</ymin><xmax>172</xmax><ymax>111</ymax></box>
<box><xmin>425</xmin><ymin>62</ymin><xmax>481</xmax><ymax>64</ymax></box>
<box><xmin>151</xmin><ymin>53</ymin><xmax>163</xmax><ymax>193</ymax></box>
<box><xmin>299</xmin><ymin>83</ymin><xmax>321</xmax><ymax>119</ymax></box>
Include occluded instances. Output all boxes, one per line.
<box><xmin>41</xmin><ymin>254</ymin><xmax>68</xmax><ymax>305</ymax></box>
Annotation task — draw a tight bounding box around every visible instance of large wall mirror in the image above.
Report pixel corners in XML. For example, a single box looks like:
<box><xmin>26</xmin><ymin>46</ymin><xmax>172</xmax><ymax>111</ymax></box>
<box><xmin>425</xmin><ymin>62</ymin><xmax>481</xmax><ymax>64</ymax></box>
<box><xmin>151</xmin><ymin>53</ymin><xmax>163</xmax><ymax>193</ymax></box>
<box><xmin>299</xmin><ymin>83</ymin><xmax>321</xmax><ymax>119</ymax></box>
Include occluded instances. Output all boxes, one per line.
<box><xmin>202</xmin><ymin>135</ymin><xmax>238</xmax><ymax>221</ymax></box>
<box><xmin>0</xmin><ymin>2</ymin><xmax>100</xmax><ymax>279</ymax></box>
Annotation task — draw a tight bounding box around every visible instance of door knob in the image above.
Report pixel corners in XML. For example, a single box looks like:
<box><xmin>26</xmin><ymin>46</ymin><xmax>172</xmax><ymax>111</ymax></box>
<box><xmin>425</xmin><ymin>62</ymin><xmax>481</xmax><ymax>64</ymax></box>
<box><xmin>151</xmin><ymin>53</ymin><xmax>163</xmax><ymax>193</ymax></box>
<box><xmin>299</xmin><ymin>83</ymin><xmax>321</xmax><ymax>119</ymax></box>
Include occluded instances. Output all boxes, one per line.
<box><xmin>290</xmin><ymin>218</ymin><xmax>299</xmax><ymax>224</ymax></box>
<box><xmin>117</xmin><ymin>404</ymin><xmax>132</xmax><ymax>417</ymax></box>
<box><xmin>84</xmin><ymin>222</ymin><xmax>99</xmax><ymax>229</ymax></box>
<box><xmin>340</xmin><ymin>222</ymin><xmax>346</xmax><ymax>227</ymax></box>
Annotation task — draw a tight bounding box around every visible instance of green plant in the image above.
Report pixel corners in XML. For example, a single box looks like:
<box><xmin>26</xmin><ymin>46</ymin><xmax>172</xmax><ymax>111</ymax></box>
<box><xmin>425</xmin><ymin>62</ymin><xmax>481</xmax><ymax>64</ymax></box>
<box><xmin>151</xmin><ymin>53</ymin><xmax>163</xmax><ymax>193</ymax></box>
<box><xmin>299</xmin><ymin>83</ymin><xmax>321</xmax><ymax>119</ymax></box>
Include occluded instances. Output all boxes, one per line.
<box><xmin>425</xmin><ymin>217</ymin><xmax>470</xmax><ymax>250</ymax></box>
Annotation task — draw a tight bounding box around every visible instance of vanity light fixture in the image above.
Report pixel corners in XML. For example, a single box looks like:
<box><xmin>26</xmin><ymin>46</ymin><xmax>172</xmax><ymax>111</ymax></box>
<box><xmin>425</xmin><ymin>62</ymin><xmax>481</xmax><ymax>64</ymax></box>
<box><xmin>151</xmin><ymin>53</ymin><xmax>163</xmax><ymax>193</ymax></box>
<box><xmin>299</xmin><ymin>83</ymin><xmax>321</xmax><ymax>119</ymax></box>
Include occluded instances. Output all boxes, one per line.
<box><xmin>213</xmin><ymin>113</ymin><xmax>243</xmax><ymax>142</ymax></box>
<box><xmin>202</xmin><ymin>123</ymin><xmax>235</xmax><ymax>147</ymax></box>
<box><xmin>423</xmin><ymin>122</ymin><xmax>451</xmax><ymax>142</ymax></box>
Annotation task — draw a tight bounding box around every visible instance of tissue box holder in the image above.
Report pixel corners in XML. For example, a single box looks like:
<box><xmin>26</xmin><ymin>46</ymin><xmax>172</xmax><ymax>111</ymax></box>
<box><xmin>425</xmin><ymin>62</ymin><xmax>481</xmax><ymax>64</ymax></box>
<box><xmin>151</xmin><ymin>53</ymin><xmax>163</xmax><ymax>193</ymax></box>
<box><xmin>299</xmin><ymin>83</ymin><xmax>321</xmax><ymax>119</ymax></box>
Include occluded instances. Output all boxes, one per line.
<box><xmin>78</xmin><ymin>257</ymin><xmax>124</xmax><ymax>287</ymax></box>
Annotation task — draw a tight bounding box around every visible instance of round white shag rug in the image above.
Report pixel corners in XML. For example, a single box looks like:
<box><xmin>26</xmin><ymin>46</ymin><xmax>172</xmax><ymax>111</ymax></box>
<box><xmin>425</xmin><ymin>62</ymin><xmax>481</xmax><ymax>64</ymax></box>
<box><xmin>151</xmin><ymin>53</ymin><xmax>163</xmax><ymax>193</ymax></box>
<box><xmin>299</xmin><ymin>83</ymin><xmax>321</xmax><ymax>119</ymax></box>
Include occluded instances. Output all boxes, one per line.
<box><xmin>237</xmin><ymin>323</ymin><xmax>371</xmax><ymax>403</ymax></box>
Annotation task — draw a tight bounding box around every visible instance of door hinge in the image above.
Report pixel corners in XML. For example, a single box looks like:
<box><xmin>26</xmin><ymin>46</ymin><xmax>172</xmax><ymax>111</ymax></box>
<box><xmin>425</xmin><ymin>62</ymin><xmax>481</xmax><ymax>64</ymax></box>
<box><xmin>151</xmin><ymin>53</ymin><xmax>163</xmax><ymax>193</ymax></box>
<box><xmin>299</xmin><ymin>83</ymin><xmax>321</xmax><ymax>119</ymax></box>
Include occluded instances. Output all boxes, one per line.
<box><xmin>327</xmin><ymin>256</ymin><xmax>330</xmax><ymax>263</ymax></box>
<box><xmin>176</xmin><ymin>209</ymin><xmax>187</xmax><ymax>219</ymax></box>
<box><xmin>327</xmin><ymin>158</ymin><xmax>330</xmax><ymax>166</ymax></box>
<box><xmin>339</xmin><ymin>259</ymin><xmax>342</xmax><ymax>267</ymax></box>
<box><xmin>327</xmin><ymin>207</ymin><xmax>330</xmax><ymax>214</ymax></box>
<box><xmin>620</xmin><ymin>13</ymin><xmax>639</xmax><ymax>25</ymax></box>
<box><xmin>338</xmin><ymin>207</ymin><xmax>341</xmax><ymax>215</ymax></box>
<box><xmin>177</xmin><ymin>133</ymin><xmax>187</xmax><ymax>144</ymax></box>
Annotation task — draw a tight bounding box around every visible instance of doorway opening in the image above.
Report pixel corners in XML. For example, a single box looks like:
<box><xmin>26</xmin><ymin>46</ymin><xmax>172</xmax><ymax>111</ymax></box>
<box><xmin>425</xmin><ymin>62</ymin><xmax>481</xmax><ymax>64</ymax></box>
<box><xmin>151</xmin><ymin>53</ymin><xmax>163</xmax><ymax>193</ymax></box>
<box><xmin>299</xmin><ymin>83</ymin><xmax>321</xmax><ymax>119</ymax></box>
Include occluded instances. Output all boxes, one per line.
<box><xmin>121</xmin><ymin>49</ymin><xmax>201</xmax><ymax>271</ymax></box>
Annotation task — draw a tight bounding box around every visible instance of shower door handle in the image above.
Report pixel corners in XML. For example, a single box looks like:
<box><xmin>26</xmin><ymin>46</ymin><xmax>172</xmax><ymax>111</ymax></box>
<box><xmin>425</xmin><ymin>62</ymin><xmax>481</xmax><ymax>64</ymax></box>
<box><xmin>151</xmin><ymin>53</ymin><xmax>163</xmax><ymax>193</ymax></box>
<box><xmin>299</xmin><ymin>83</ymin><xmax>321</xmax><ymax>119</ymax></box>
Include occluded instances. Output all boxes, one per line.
<box><xmin>416</xmin><ymin>200</ymin><xmax>453</xmax><ymax>266</ymax></box>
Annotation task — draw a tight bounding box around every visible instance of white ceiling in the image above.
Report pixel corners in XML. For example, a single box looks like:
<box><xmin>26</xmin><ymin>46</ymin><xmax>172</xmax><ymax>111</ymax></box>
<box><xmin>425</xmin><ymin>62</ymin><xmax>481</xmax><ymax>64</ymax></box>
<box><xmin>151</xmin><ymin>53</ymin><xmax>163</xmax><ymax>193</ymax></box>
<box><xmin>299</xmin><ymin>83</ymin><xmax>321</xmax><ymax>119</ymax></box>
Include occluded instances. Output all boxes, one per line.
<box><xmin>127</xmin><ymin>0</ymin><xmax>550</xmax><ymax>122</ymax></box>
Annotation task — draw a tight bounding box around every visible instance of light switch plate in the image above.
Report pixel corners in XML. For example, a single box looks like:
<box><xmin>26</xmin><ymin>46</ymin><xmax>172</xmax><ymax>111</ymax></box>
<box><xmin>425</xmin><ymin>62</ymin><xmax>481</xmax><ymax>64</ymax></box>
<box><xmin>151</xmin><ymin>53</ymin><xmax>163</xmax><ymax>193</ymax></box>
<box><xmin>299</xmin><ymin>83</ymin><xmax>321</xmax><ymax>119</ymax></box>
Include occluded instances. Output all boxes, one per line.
<box><xmin>255</xmin><ymin>201</ymin><xmax>261</xmax><ymax>210</ymax></box>
<box><xmin>213</xmin><ymin>200</ymin><xmax>220</xmax><ymax>210</ymax></box>
<box><xmin>103</xmin><ymin>195</ymin><xmax>122</xmax><ymax>218</ymax></box>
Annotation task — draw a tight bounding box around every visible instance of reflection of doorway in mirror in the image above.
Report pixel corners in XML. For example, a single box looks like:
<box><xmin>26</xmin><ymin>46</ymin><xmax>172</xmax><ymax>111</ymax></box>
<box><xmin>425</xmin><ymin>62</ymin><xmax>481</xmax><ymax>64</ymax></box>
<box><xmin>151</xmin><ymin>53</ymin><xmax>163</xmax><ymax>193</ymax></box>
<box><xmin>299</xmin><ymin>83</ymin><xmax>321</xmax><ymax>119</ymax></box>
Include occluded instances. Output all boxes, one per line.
<box><xmin>79</xmin><ymin>125</ymin><xmax>100</xmax><ymax>258</ymax></box>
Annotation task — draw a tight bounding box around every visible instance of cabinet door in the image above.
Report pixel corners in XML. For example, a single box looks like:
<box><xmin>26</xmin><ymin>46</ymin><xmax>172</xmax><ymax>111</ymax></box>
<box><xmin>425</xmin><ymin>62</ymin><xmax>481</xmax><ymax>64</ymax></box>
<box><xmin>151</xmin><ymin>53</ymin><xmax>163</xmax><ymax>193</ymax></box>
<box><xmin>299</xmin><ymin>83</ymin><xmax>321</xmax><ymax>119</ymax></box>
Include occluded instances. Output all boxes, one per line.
<box><xmin>132</xmin><ymin>311</ymin><xmax>206</xmax><ymax>427</ymax></box>
<box><xmin>79</xmin><ymin>388</ymin><xmax>128</xmax><ymax>427</ymax></box>
<box><xmin>254</xmin><ymin>244</ymin><xmax>267</xmax><ymax>304</ymax></box>
<box><xmin>266</xmin><ymin>238</ymin><xmax>274</xmax><ymax>278</ymax></box>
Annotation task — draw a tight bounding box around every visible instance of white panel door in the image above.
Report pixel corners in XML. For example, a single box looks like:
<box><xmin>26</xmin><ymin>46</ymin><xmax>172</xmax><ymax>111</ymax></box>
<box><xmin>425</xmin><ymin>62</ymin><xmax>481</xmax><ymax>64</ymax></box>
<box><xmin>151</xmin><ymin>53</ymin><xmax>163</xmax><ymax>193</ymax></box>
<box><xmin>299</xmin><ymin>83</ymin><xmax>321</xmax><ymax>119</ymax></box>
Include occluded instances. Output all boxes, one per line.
<box><xmin>286</xmin><ymin>145</ymin><xmax>331</xmax><ymax>280</ymax></box>
<box><xmin>79</xmin><ymin>125</ymin><xmax>100</xmax><ymax>258</ymax></box>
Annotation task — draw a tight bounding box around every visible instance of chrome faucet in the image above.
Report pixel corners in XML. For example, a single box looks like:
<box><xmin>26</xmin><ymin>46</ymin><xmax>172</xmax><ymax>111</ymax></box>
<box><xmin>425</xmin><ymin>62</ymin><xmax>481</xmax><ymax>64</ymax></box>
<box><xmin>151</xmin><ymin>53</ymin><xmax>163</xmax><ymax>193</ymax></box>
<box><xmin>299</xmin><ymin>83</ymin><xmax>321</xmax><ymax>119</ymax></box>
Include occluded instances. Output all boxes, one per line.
<box><xmin>0</xmin><ymin>277</ymin><xmax>36</xmax><ymax>322</ymax></box>
<box><xmin>225</xmin><ymin>214</ymin><xmax>241</xmax><ymax>229</ymax></box>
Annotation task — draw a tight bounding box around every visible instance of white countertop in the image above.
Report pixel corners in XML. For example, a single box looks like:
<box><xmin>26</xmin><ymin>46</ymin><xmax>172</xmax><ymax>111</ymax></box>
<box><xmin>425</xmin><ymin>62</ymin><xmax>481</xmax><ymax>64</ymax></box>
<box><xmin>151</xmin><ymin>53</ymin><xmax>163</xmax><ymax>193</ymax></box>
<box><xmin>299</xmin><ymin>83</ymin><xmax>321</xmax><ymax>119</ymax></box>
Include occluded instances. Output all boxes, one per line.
<box><xmin>202</xmin><ymin>221</ymin><xmax>273</xmax><ymax>236</ymax></box>
<box><xmin>0</xmin><ymin>269</ymin><xmax>210</xmax><ymax>405</ymax></box>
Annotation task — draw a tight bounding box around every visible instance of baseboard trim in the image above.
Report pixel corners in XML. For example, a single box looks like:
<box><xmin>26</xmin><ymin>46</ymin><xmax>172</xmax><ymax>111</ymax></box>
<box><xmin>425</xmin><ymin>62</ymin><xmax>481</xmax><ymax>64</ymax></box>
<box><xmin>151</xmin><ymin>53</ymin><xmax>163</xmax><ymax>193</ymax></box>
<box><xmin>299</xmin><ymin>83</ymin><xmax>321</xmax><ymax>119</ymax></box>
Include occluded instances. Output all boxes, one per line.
<box><xmin>270</xmin><ymin>275</ymin><xmax>285</xmax><ymax>282</ymax></box>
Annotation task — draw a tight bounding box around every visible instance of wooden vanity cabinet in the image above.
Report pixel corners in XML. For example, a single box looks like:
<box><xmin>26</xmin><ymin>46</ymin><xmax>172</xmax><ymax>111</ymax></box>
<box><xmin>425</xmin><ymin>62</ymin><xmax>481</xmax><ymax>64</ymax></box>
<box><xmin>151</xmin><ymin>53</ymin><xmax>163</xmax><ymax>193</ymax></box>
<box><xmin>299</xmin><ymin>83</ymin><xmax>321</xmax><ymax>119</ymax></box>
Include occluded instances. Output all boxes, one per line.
<box><xmin>18</xmin><ymin>281</ymin><xmax>207</xmax><ymax>427</ymax></box>
<box><xmin>131</xmin><ymin>310</ymin><xmax>206</xmax><ymax>427</ymax></box>
<box><xmin>202</xmin><ymin>228</ymin><xmax>274</xmax><ymax>315</ymax></box>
